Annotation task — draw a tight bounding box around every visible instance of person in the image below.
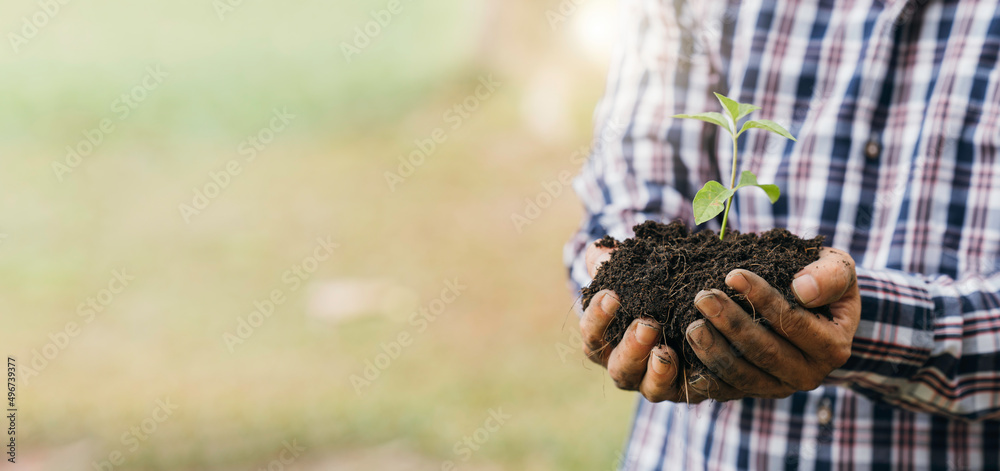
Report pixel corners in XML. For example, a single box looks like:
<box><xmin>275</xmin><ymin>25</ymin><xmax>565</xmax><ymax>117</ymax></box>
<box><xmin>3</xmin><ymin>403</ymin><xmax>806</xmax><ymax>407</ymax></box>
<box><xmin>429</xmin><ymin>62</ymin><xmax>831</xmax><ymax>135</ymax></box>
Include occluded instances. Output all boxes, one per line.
<box><xmin>564</xmin><ymin>0</ymin><xmax>1000</xmax><ymax>469</ymax></box>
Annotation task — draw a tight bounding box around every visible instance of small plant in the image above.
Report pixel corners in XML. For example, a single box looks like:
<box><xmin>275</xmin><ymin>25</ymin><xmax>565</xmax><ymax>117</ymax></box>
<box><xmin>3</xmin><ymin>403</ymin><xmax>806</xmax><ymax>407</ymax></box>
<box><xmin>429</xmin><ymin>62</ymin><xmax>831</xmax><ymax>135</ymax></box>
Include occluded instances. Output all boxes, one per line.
<box><xmin>673</xmin><ymin>93</ymin><xmax>796</xmax><ymax>240</ymax></box>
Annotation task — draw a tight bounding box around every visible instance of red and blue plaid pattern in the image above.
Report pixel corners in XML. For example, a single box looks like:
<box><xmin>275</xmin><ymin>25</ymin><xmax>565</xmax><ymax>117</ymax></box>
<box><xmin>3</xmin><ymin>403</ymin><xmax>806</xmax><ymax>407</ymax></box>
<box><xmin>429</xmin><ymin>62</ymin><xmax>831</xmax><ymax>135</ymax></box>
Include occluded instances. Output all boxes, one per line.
<box><xmin>565</xmin><ymin>0</ymin><xmax>1000</xmax><ymax>469</ymax></box>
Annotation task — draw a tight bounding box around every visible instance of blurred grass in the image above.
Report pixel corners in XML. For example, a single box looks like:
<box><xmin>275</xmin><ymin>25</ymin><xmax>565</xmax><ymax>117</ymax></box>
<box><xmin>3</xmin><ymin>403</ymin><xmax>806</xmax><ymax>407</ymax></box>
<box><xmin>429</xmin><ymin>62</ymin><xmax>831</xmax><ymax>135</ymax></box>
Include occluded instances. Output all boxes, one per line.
<box><xmin>0</xmin><ymin>0</ymin><xmax>477</xmax><ymax>141</ymax></box>
<box><xmin>0</xmin><ymin>0</ymin><xmax>634</xmax><ymax>469</ymax></box>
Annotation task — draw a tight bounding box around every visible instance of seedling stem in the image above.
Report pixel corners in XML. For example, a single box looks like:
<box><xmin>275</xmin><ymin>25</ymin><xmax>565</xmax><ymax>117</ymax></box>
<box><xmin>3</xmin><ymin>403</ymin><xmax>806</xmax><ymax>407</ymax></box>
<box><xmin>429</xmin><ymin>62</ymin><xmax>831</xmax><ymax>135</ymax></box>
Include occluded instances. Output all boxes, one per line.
<box><xmin>673</xmin><ymin>93</ymin><xmax>797</xmax><ymax>240</ymax></box>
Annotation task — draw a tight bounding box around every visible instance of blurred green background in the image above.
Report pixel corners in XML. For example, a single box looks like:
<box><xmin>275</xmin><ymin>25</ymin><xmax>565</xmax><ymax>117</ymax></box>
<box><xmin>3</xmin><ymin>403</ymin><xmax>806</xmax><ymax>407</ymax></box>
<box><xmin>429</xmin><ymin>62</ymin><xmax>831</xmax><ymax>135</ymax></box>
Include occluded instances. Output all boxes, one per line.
<box><xmin>0</xmin><ymin>0</ymin><xmax>636</xmax><ymax>470</ymax></box>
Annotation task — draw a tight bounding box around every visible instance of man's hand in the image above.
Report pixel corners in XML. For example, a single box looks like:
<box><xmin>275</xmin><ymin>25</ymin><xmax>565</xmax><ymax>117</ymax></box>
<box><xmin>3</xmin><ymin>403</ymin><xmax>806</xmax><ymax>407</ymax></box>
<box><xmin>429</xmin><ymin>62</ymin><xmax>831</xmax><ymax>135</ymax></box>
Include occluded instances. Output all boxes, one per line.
<box><xmin>580</xmin><ymin>242</ymin><xmax>860</xmax><ymax>403</ymax></box>
<box><xmin>688</xmin><ymin>247</ymin><xmax>860</xmax><ymax>397</ymax></box>
<box><xmin>582</xmin><ymin>243</ymin><xmax>747</xmax><ymax>403</ymax></box>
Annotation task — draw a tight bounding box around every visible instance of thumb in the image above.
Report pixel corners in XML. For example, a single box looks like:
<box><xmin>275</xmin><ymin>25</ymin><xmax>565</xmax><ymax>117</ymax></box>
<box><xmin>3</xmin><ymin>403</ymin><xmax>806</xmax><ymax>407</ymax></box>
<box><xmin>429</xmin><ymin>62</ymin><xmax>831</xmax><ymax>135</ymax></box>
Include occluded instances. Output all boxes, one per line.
<box><xmin>585</xmin><ymin>242</ymin><xmax>614</xmax><ymax>278</ymax></box>
<box><xmin>792</xmin><ymin>247</ymin><xmax>857</xmax><ymax>308</ymax></box>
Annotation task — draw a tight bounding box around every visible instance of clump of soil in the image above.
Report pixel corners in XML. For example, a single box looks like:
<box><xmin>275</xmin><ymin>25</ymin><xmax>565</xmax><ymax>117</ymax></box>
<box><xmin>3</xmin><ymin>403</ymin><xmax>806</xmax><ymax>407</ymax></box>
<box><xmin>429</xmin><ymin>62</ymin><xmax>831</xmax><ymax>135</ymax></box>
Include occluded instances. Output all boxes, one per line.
<box><xmin>581</xmin><ymin>220</ymin><xmax>826</xmax><ymax>376</ymax></box>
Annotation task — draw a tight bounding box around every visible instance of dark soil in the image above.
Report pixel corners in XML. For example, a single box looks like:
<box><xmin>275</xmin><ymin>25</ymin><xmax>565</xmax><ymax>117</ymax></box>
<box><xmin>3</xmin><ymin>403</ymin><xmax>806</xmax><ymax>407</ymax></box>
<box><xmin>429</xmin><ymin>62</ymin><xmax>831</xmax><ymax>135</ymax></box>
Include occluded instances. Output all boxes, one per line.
<box><xmin>581</xmin><ymin>220</ymin><xmax>826</xmax><ymax>376</ymax></box>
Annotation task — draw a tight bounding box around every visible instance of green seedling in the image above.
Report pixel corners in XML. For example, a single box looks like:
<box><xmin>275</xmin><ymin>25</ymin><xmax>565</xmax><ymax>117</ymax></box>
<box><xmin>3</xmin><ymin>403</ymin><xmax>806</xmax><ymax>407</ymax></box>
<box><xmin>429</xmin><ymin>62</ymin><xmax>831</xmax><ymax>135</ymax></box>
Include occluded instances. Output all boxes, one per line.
<box><xmin>673</xmin><ymin>93</ymin><xmax>796</xmax><ymax>240</ymax></box>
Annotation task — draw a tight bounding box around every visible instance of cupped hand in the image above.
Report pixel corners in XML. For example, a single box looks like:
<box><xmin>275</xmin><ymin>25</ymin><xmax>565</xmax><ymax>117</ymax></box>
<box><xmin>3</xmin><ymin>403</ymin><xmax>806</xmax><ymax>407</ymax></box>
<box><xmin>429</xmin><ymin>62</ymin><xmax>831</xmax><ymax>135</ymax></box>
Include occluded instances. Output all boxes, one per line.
<box><xmin>687</xmin><ymin>247</ymin><xmax>860</xmax><ymax>397</ymax></box>
<box><xmin>580</xmin><ymin>242</ymin><xmax>860</xmax><ymax>403</ymax></box>
<box><xmin>581</xmin><ymin>243</ymin><xmax>744</xmax><ymax>403</ymax></box>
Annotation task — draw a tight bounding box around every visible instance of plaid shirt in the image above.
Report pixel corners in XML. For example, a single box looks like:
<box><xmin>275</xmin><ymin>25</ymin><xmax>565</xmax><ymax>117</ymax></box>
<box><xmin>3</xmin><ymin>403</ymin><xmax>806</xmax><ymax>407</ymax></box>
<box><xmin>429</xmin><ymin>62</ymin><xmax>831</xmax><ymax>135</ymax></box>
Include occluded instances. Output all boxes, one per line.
<box><xmin>564</xmin><ymin>0</ymin><xmax>1000</xmax><ymax>469</ymax></box>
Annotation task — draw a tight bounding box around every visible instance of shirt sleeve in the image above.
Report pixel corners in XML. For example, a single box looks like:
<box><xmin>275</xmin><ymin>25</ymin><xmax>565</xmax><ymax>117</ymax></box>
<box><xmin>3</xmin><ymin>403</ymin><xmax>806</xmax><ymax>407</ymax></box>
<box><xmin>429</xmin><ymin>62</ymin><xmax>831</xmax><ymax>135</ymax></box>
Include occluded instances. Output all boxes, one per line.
<box><xmin>826</xmin><ymin>268</ymin><xmax>1000</xmax><ymax>421</ymax></box>
<box><xmin>564</xmin><ymin>0</ymin><xmax>730</xmax><ymax>295</ymax></box>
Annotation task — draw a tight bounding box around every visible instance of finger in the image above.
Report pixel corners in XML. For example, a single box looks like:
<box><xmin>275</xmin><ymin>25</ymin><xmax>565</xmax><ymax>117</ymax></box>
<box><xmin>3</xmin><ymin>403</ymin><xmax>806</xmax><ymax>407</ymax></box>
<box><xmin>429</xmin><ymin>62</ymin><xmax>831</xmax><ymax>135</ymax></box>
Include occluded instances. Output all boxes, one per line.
<box><xmin>637</xmin><ymin>346</ymin><xmax>721</xmax><ymax>405</ymax></box>
<box><xmin>580</xmin><ymin>290</ymin><xmax>620</xmax><ymax>366</ymax></box>
<box><xmin>686</xmin><ymin>368</ymin><xmax>747</xmax><ymax>402</ymax></box>
<box><xmin>687</xmin><ymin>320</ymin><xmax>791</xmax><ymax>398</ymax></box>
<box><xmin>637</xmin><ymin>346</ymin><xmax>679</xmax><ymax>403</ymax></box>
<box><xmin>688</xmin><ymin>300</ymin><xmax>805</xmax><ymax>395</ymax></box>
<box><xmin>585</xmin><ymin>243</ymin><xmax>614</xmax><ymax>278</ymax></box>
<box><xmin>828</xmin><ymin>282</ymin><xmax>862</xmax><ymax>336</ymax></box>
<box><xmin>725</xmin><ymin>270</ymin><xmax>846</xmax><ymax>367</ymax></box>
<box><xmin>607</xmin><ymin>318</ymin><xmax>660</xmax><ymax>390</ymax></box>
<box><xmin>791</xmin><ymin>247</ymin><xmax>857</xmax><ymax>308</ymax></box>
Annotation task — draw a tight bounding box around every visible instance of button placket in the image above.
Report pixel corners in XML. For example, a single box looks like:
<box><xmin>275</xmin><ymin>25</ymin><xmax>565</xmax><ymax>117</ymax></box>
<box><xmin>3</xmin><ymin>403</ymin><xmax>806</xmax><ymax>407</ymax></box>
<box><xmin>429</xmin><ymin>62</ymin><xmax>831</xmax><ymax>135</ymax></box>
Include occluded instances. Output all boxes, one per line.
<box><xmin>817</xmin><ymin>397</ymin><xmax>833</xmax><ymax>426</ymax></box>
<box><xmin>865</xmin><ymin>139</ymin><xmax>882</xmax><ymax>160</ymax></box>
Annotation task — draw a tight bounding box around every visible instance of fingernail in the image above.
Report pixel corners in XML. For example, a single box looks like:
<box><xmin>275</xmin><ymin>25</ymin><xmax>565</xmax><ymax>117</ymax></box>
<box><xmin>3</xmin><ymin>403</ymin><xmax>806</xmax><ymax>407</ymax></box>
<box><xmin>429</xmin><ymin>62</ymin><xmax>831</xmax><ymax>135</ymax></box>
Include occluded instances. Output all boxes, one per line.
<box><xmin>687</xmin><ymin>321</ymin><xmax>713</xmax><ymax>350</ymax></box>
<box><xmin>600</xmin><ymin>291</ymin><xmax>620</xmax><ymax>314</ymax></box>
<box><xmin>792</xmin><ymin>274</ymin><xmax>819</xmax><ymax>305</ymax></box>
<box><xmin>635</xmin><ymin>321</ymin><xmax>658</xmax><ymax>346</ymax></box>
<box><xmin>651</xmin><ymin>351</ymin><xmax>672</xmax><ymax>375</ymax></box>
<box><xmin>690</xmin><ymin>374</ymin><xmax>710</xmax><ymax>393</ymax></box>
<box><xmin>695</xmin><ymin>291</ymin><xmax>722</xmax><ymax>318</ymax></box>
<box><xmin>725</xmin><ymin>271</ymin><xmax>750</xmax><ymax>293</ymax></box>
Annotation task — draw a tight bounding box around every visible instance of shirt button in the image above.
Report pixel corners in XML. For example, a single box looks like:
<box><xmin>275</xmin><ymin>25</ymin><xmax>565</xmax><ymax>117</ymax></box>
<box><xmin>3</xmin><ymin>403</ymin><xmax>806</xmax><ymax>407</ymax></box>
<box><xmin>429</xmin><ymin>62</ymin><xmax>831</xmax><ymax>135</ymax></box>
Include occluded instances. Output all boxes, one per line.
<box><xmin>865</xmin><ymin>140</ymin><xmax>881</xmax><ymax>159</ymax></box>
<box><xmin>817</xmin><ymin>398</ymin><xmax>833</xmax><ymax>425</ymax></box>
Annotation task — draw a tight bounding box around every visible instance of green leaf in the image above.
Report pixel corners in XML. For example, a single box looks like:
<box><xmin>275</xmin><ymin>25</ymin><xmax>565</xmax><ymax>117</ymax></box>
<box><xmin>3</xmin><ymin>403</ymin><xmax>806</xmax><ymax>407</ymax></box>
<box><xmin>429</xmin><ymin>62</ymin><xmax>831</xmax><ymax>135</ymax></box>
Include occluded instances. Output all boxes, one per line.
<box><xmin>756</xmin><ymin>184</ymin><xmax>781</xmax><ymax>203</ymax></box>
<box><xmin>734</xmin><ymin>170</ymin><xmax>761</xmax><ymax>188</ymax></box>
<box><xmin>692</xmin><ymin>180</ymin><xmax>734</xmax><ymax>224</ymax></box>
<box><xmin>738</xmin><ymin>119</ymin><xmax>797</xmax><ymax>141</ymax></box>
<box><xmin>733</xmin><ymin>170</ymin><xmax>781</xmax><ymax>203</ymax></box>
<box><xmin>713</xmin><ymin>93</ymin><xmax>740</xmax><ymax>124</ymax></box>
<box><xmin>735</xmin><ymin>103</ymin><xmax>761</xmax><ymax>121</ymax></box>
<box><xmin>672</xmin><ymin>112</ymin><xmax>731</xmax><ymax>134</ymax></box>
